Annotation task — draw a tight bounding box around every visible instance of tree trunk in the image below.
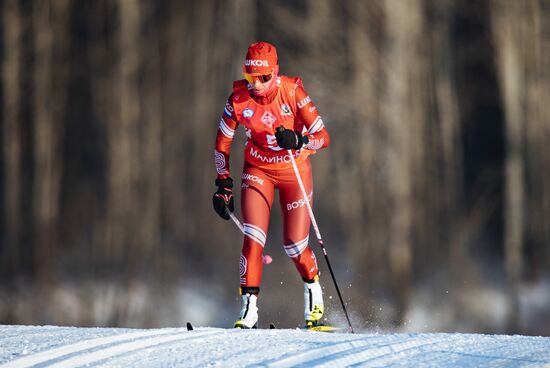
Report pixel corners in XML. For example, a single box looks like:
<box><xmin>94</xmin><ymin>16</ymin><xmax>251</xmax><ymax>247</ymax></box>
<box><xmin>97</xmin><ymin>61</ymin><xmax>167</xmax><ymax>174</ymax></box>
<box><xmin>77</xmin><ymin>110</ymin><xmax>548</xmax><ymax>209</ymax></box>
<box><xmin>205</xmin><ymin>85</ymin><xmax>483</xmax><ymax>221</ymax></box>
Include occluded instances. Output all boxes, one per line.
<box><xmin>1</xmin><ymin>0</ymin><xmax>23</xmax><ymax>278</ymax></box>
<box><xmin>426</xmin><ymin>0</ymin><xmax>469</xmax><ymax>277</ymax></box>
<box><xmin>382</xmin><ymin>0</ymin><xmax>424</xmax><ymax>325</ymax></box>
<box><xmin>137</xmin><ymin>0</ymin><xmax>163</xmax><ymax>326</ymax></box>
<box><xmin>105</xmin><ymin>0</ymin><xmax>142</xmax><ymax>265</ymax></box>
<box><xmin>490</xmin><ymin>0</ymin><xmax>527</xmax><ymax>333</ymax></box>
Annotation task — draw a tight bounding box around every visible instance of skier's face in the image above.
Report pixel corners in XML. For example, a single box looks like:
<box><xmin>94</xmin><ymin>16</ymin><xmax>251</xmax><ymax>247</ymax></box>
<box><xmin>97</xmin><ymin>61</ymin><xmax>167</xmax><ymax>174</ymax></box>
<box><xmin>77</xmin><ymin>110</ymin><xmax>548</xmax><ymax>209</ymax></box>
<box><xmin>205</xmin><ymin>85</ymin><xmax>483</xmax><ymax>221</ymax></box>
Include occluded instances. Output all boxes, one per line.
<box><xmin>251</xmin><ymin>78</ymin><xmax>267</xmax><ymax>93</ymax></box>
<box><xmin>244</xmin><ymin>72</ymin><xmax>274</xmax><ymax>93</ymax></box>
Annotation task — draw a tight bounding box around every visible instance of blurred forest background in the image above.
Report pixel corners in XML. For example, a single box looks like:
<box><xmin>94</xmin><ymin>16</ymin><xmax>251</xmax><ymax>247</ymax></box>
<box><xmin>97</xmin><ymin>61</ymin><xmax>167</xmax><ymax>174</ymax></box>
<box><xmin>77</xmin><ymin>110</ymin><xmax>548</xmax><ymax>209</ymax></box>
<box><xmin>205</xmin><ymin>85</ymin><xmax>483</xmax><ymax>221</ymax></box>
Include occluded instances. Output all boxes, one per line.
<box><xmin>1</xmin><ymin>0</ymin><xmax>549</xmax><ymax>335</ymax></box>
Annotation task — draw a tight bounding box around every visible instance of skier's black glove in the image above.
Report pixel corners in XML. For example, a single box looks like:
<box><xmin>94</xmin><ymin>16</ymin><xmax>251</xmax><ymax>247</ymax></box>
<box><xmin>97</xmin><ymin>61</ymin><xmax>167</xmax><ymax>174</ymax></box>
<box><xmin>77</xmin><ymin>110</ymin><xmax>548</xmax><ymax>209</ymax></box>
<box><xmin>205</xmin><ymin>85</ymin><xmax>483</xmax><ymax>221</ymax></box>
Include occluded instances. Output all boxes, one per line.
<box><xmin>275</xmin><ymin>126</ymin><xmax>308</xmax><ymax>150</ymax></box>
<box><xmin>212</xmin><ymin>177</ymin><xmax>234</xmax><ymax>220</ymax></box>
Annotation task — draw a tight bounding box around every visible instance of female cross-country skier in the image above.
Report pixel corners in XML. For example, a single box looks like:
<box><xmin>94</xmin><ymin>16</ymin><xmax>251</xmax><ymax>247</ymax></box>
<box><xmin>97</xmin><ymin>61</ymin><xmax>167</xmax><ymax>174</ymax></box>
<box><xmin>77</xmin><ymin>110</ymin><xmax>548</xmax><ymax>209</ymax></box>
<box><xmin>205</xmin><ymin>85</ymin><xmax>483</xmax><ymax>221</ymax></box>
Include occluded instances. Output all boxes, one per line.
<box><xmin>212</xmin><ymin>41</ymin><xmax>331</xmax><ymax>329</ymax></box>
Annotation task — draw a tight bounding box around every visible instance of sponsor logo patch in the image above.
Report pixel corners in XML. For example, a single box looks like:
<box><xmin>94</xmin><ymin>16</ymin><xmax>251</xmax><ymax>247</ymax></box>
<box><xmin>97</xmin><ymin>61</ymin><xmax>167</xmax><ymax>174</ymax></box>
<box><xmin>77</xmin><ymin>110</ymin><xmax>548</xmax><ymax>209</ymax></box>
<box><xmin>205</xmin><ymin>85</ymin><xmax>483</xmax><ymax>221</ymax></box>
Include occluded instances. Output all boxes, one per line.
<box><xmin>305</xmin><ymin>138</ymin><xmax>325</xmax><ymax>150</ymax></box>
<box><xmin>242</xmin><ymin>173</ymin><xmax>265</xmax><ymax>186</ymax></box>
<box><xmin>298</xmin><ymin>96</ymin><xmax>312</xmax><ymax>109</ymax></box>
<box><xmin>239</xmin><ymin>254</ymin><xmax>247</xmax><ymax>285</ymax></box>
<box><xmin>286</xmin><ymin>191</ymin><xmax>313</xmax><ymax>211</ymax></box>
<box><xmin>281</xmin><ymin>104</ymin><xmax>292</xmax><ymax>117</ymax></box>
<box><xmin>249</xmin><ymin>147</ymin><xmax>301</xmax><ymax>164</ymax></box>
<box><xmin>214</xmin><ymin>150</ymin><xmax>228</xmax><ymax>175</ymax></box>
<box><xmin>260</xmin><ymin>111</ymin><xmax>277</xmax><ymax>127</ymax></box>
<box><xmin>244</xmin><ymin>59</ymin><xmax>269</xmax><ymax>67</ymax></box>
<box><xmin>243</xmin><ymin>108</ymin><xmax>254</xmax><ymax>118</ymax></box>
<box><xmin>224</xmin><ymin>102</ymin><xmax>234</xmax><ymax>118</ymax></box>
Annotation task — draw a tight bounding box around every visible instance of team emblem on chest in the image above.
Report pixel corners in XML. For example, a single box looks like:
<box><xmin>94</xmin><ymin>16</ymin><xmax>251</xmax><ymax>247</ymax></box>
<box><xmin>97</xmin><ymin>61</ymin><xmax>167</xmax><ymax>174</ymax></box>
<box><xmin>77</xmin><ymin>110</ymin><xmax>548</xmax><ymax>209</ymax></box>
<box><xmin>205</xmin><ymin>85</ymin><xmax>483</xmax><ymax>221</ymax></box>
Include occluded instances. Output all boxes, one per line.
<box><xmin>281</xmin><ymin>104</ymin><xmax>293</xmax><ymax>117</ymax></box>
<box><xmin>260</xmin><ymin>110</ymin><xmax>277</xmax><ymax>128</ymax></box>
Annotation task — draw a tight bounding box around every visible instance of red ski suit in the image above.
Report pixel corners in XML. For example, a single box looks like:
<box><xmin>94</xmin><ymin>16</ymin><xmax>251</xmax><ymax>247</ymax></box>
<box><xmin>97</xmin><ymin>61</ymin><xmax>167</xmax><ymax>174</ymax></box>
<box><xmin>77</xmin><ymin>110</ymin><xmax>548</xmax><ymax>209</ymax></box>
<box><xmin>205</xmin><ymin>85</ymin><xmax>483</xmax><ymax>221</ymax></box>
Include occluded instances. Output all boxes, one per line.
<box><xmin>214</xmin><ymin>76</ymin><xmax>330</xmax><ymax>291</ymax></box>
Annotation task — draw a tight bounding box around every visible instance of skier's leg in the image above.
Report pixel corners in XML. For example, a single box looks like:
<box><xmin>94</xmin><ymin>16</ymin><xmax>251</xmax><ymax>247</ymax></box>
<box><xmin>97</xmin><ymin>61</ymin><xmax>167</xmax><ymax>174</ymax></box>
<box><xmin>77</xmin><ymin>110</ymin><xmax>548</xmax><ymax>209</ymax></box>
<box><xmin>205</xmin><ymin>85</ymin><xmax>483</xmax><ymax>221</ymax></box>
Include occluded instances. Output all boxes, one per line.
<box><xmin>235</xmin><ymin>165</ymin><xmax>274</xmax><ymax>328</ymax></box>
<box><xmin>278</xmin><ymin>159</ymin><xmax>324</xmax><ymax>326</ymax></box>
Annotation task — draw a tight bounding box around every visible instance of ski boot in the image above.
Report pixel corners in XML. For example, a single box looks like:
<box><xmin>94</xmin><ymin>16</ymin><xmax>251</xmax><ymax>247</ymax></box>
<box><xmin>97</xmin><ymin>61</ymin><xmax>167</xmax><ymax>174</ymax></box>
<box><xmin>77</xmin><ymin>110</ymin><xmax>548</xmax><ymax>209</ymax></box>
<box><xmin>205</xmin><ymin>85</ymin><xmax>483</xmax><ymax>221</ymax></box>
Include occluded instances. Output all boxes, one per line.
<box><xmin>234</xmin><ymin>293</ymin><xmax>258</xmax><ymax>329</ymax></box>
<box><xmin>304</xmin><ymin>276</ymin><xmax>324</xmax><ymax>328</ymax></box>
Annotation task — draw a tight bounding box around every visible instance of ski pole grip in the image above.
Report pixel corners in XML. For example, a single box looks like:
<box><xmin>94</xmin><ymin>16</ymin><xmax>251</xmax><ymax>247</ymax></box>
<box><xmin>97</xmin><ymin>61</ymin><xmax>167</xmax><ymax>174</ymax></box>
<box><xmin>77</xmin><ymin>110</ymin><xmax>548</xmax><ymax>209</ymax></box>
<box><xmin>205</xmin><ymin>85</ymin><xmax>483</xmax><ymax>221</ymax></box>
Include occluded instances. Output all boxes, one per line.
<box><xmin>276</xmin><ymin>125</ymin><xmax>285</xmax><ymax>133</ymax></box>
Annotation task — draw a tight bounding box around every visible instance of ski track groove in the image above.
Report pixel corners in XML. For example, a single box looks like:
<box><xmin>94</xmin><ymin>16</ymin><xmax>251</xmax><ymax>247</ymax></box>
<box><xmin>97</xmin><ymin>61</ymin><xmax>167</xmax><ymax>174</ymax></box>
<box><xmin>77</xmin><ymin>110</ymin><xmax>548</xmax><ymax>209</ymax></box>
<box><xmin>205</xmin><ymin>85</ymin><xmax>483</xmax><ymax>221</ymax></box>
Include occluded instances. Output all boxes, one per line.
<box><xmin>264</xmin><ymin>335</ymin><xmax>384</xmax><ymax>367</ymax></box>
<box><xmin>433</xmin><ymin>351</ymin><xmax>548</xmax><ymax>366</ymax></box>
<box><xmin>480</xmin><ymin>337</ymin><xmax>550</xmax><ymax>364</ymax></box>
<box><xmin>0</xmin><ymin>327</ymin><xmax>77</xmax><ymax>344</ymax></box>
<box><xmin>184</xmin><ymin>336</ymin><xmax>281</xmax><ymax>368</ymax></box>
<box><xmin>326</xmin><ymin>339</ymin><xmax>445</xmax><ymax>367</ymax></box>
<box><xmin>89</xmin><ymin>328</ymin><xmax>248</xmax><ymax>368</ymax></box>
<box><xmin>184</xmin><ymin>329</ymin><xmax>306</xmax><ymax>368</ymax></box>
<box><xmin>46</xmin><ymin>330</ymin><xmax>221</xmax><ymax>368</ymax></box>
<box><xmin>299</xmin><ymin>335</ymin><xmax>436</xmax><ymax>367</ymax></box>
<box><xmin>222</xmin><ymin>329</ymin><xmax>342</xmax><ymax>368</ymax></box>
<box><xmin>353</xmin><ymin>335</ymin><xmax>549</xmax><ymax>368</ymax></box>
<box><xmin>444</xmin><ymin>335</ymin><xmax>550</xmax><ymax>367</ymax></box>
<box><xmin>0</xmin><ymin>328</ymin><xmax>203</xmax><ymax>368</ymax></box>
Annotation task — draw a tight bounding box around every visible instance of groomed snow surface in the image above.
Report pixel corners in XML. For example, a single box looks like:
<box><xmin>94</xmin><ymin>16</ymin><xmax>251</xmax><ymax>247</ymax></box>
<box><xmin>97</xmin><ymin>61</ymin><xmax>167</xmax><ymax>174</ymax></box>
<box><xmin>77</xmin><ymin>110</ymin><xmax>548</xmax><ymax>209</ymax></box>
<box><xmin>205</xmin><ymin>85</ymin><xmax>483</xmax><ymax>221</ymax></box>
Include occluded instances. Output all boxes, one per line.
<box><xmin>0</xmin><ymin>325</ymin><xmax>549</xmax><ymax>367</ymax></box>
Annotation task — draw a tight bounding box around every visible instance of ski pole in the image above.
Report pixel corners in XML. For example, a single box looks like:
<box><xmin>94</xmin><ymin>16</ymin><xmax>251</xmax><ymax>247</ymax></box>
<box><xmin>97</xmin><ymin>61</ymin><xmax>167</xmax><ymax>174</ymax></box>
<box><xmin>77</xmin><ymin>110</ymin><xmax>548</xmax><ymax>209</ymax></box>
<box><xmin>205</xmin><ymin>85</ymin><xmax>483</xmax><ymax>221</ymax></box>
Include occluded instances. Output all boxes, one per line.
<box><xmin>282</xmin><ymin>140</ymin><xmax>355</xmax><ymax>333</ymax></box>
<box><xmin>227</xmin><ymin>208</ymin><xmax>272</xmax><ymax>265</ymax></box>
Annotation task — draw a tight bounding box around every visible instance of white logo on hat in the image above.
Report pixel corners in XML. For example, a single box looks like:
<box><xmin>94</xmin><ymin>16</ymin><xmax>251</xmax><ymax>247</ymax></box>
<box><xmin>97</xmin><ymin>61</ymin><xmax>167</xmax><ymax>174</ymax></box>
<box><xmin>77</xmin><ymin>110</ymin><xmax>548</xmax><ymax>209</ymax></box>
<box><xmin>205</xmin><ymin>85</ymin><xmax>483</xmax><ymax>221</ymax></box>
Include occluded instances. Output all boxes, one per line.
<box><xmin>245</xmin><ymin>59</ymin><xmax>269</xmax><ymax>67</ymax></box>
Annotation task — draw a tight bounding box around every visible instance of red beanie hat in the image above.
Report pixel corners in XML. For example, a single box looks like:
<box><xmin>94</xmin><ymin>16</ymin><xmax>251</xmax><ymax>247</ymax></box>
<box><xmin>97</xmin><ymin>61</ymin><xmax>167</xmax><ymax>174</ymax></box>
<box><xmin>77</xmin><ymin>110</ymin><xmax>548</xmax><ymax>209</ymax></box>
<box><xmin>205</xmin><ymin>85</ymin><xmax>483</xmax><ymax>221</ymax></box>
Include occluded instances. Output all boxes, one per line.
<box><xmin>243</xmin><ymin>42</ymin><xmax>278</xmax><ymax>75</ymax></box>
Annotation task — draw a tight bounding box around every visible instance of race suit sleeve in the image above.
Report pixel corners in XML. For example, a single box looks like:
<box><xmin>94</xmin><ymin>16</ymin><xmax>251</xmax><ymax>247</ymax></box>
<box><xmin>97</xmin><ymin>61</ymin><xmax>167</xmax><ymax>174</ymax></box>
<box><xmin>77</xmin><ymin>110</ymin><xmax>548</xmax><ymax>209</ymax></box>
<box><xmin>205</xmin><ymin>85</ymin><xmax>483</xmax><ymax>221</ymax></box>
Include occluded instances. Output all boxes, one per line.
<box><xmin>294</xmin><ymin>84</ymin><xmax>330</xmax><ymax>150</ymax></box>
<box><xmin>214</xmin><ymin>94</ymin><xmax>239</xmax><ymax>180</ymax></box>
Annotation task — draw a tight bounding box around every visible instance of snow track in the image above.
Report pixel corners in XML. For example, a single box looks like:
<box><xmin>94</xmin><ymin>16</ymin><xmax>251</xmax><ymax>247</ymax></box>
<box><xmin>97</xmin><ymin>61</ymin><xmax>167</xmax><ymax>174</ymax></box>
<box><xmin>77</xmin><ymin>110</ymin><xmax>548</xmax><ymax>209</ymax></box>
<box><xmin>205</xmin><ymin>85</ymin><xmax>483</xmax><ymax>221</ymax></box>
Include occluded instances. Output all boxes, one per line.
<box><xmin>0</xmin><ymin>325</ymin><xmax>549</xmax><ymax>367</ymax></box>
<box><xmin>0</xmin><ymin>327</ymin><xmax>218</xmax><ymax>368</ymax></box>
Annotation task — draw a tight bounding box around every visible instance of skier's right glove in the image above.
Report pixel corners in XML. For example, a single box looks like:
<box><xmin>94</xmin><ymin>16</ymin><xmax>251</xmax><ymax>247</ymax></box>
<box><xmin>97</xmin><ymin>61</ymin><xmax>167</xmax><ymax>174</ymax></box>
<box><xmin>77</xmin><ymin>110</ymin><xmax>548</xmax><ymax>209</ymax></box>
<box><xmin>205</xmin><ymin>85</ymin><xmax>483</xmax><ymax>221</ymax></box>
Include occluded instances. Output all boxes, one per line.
<box><xmin>275</xmin><ymin>126</ymin><xmax>308</xmax><ymax>150</ymax></box>
<box><xmin>212</xmin><ymin>177</ymin><xmax>234</xmax><ymax>220</ymax></box>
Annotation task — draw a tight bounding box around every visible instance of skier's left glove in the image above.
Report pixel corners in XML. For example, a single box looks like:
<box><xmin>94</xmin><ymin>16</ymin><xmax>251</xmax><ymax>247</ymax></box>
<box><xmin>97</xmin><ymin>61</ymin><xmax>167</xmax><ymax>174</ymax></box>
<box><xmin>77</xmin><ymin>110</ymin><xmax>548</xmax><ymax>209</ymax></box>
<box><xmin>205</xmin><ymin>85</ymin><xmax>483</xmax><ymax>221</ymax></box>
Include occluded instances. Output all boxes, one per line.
<box><xmin>275</xmin><ymin>126</ymin><xmax>308</xmax><ymax>150</ymax></box>
<box><xmin>212</xmin><ymin>178</ymin><xmax>234</xmax><ymax>220</ymax></box>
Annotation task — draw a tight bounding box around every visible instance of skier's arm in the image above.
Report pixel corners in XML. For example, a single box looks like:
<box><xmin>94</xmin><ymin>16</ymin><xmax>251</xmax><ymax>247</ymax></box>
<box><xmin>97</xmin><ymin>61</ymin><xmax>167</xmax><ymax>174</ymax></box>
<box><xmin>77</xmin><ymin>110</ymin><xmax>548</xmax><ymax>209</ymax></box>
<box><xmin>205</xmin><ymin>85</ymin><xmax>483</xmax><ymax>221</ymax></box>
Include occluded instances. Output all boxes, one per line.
<box><xmin>212</xmin><ymin>95</ymin><xmax>238</xmax><ymax>220</ymax></box>
<box><xmin>294</xmin><ymin>84</ymin><xmax>330</xmax><ymax>150</ymax></box>
<box><xmin>214</xmin><ymin>96</ymin><xmax>239</xmax><ymax>180</ymax></box>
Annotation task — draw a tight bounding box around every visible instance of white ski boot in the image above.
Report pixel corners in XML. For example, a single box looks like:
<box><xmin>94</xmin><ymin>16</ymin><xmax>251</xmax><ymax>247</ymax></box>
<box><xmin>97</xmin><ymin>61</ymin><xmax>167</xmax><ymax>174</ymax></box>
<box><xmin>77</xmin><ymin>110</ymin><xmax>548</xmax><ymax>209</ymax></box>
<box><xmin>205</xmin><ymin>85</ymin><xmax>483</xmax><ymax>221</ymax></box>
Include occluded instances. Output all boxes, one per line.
<box><xmin>304</xmin><ymin>277</ymin><xmax>324</xmax><ymax>328</ymax></box>
<box><xmin>234</xmin><ymin>293</ymin><xmax>258</xmax><ymax>329</ymax></box>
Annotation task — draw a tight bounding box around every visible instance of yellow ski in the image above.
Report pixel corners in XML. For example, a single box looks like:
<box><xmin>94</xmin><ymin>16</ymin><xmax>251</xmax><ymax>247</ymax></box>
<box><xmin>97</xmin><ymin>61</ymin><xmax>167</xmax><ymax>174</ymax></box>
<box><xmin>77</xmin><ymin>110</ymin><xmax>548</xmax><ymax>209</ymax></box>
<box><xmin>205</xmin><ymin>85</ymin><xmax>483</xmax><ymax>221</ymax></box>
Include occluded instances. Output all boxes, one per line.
<box><xmin>306</xmin><ymin>325</ymin><xmax>344</xmax><ymax>333</ymax></box>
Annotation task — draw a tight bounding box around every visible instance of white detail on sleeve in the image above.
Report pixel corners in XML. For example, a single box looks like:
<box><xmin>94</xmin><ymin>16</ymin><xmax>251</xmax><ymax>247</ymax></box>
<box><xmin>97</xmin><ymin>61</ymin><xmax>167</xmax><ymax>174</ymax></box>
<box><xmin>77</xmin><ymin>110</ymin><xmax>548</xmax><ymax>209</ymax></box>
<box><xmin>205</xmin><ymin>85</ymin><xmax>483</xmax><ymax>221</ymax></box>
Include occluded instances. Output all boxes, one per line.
<box><xmin>305</xmin><ymin>138</ymin><xmax>325</xmax><ymax>150</ymax></box>
<box><xmin>308</xmin><ymin>116</ymin><xmax>325</xmax><ymax>135</ymax></box>
<box><xmin>214</xmin><ymin>150</ymin><xmax>229</xmax><ymax>175</ymax></box>
<box><xmin>219</xmin><ymin>119</ymin><xmax>235</xmax><ymax>138</ymax></box>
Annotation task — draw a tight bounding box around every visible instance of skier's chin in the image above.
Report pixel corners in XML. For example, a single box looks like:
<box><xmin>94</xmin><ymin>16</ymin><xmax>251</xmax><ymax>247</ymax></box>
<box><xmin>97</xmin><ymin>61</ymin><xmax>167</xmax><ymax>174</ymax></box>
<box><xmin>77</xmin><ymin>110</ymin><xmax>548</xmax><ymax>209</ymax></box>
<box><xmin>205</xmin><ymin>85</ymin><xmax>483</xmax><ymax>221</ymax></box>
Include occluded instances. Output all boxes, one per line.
<box><xmin>252</xmin><ymin>88</ymin><xmax>265</xmax><ymax>96</ymax></box>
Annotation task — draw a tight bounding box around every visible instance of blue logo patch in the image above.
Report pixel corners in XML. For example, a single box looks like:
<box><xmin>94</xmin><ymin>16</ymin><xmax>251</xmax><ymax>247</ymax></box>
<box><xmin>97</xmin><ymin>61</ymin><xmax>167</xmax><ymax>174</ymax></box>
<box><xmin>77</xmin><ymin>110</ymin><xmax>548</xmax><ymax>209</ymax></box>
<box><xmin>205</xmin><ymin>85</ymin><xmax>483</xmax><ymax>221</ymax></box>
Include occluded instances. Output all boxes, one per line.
<box><xmin>243</xmin><ymin>108</ymin><xmax>254</xmax><ymax>118</ymax></box>
<box><xmin>224</xmin><ymin>102</ymin><xmax>233</xmax><ymax>118</ymax></box>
